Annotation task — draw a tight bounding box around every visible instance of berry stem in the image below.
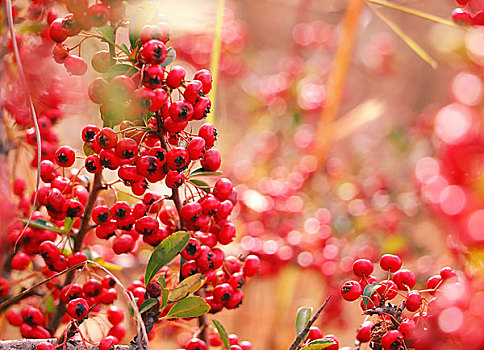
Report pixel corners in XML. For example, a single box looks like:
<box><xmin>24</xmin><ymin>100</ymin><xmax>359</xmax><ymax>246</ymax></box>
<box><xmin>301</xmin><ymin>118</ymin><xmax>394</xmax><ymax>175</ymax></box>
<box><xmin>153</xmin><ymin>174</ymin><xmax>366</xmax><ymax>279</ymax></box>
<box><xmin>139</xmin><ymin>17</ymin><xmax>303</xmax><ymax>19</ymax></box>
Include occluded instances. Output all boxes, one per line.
<box><xmin>288</xmin><ymin>295</ymin><xmax>332</xmax><ymax>350</ymax></box>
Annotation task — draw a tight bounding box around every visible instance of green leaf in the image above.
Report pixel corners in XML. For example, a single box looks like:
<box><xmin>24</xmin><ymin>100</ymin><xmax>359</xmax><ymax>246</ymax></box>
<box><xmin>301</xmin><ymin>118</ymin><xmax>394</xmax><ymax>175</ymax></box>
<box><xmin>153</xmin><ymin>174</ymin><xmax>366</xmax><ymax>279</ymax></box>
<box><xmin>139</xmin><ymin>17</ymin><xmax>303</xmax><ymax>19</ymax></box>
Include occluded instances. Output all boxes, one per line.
<box><xmin>157</xmin><ymin>275</ymin><xmax>166</xmax><ymax>288</ymax></box>
<box><xmin>144</xmin><ymin>231</ymin><xmax>190</xmax><ymax>285</ymax></box>
<box><xmin>63</xmin><ymin>217</ymin><xmax>74</xmax><ymax>233</ymax></box>
<box><xmin>169</xmin><ymin>273</ymin><xmax>207</xmax><ymax>302</ymax></box>
<box><xmin>188</xmin><ymin>179</ymin><xmax>211</xmax><ymax>193</ymax></box>
<box><xmin>369</xmin><ymin>5</ymin><xmax>438</xmax><ymax>69</ymax></box>
<box><xmin>300</xmin><ymin>338</ymin><xmax>337</xmax><ymax>350</ymax></box>
<box><xmin>139</xmin><ymin>298</ymin><xmax>158</xmax><ymax>314</ymax></box>
<box><xmin>20</xmin><ymin>218</ymin><xmax>63</xmax><ymax>233</ymax></box>
<box><xmin>164</xmin><ymin>296</ymin><xmax>210</xmax><ymax>319</ymax></box>
<box><xmin>83</xmin><ymin>143</ymin><xmax>95</xmax><ymax>156</ymax></box>
<box><xmin>93</xmin><ymin>257</ymin><xmax>122</xmax><ymax>271</ymax></box>
<box><xmin>107</xmin><ymin>64</ymin><xmax>138</xmax><ymax>80</ymax></box>
<box><xmin>160</xmin><ymin>286</ymin><xmax>169</xmax><ymax>308</ymax></box>
<box><xmin>96</xmin><ymin>25</ymin><xmax>115</xmax><ymax>43</ymax></box>
<box><xmin>128</xmin><ymin>2</ymin><xmax>157</xmax><ymax>49</ymax></box>
<box><xmin>44</xmin><ymin>294</ymin><xmax>55</xmax><ymax>313</ymax></box>
<box><xmin>362</xmin><ymin>282</ymin><xmax>381</xmax><ymax>309</ymax></box>
<box><xmin>120</xmin><ymin>43</ymin><xmax>131</xmax><ymax>55</ymax></box>
<box><xmin>212</xmin><ymin>319</ymin><xmax>230</xmax><ymax>350</ymax></box>
<box><xmin>129</xmin><ymin>299</ymin><xmax>136</xmax><ymax>318</ymax></box>
<box><xmin>295</xmin><ymin>307</ymin><xmax>313</xmax><ymax>336</ymax></box>
<box><xmin>189</xmin><ymin>168</ymin><xmax>222</xmax><ymax>177</ymax></box>
<box><xmin>160</xmin><ymin>47</ymin><xmax>176</xmax><ymax>67</ymax></box>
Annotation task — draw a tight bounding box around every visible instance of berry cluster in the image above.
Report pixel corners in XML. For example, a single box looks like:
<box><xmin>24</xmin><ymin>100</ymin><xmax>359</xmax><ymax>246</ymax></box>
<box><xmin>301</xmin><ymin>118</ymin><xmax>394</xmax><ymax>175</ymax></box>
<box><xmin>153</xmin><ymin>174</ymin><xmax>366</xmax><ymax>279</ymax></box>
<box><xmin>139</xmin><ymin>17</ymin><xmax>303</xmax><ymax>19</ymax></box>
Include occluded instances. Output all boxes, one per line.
<box><xmin>340</xmin><ymin>254</ymin><xmax>459</xmax><ymax>350</ymax></box>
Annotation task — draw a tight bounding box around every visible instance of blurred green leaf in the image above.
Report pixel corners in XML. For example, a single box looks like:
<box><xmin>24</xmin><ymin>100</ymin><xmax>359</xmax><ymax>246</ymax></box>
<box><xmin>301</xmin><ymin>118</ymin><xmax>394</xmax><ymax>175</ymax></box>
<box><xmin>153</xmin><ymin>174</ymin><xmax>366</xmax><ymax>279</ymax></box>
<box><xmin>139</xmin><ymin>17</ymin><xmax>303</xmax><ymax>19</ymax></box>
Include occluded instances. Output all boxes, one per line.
<box><xmin>212</xmin><ymin>319</ymin><xmax>230</xmax><ymax>350</ymax></box>
<box><xmin>95</xmin><ymin>25</ymin><xmax>115</xmax><ymax>43</ymax></box>
<box><xmin>300</xmin><ymin>338</ymin><xmax>337</xmax><ymax>350</ymax></box>
<box><xmin>362</xmin><ymin>282</ymin><xmax>381</xmax><ymax>309</ymax></box>
<box><xmin>20</xmin><ymin>218</ymin><xmax>63</xmax><ymax>233</ymax></box>
<box><xmin>188</xmin><ymin>179</ymin><xmax>211</xmax><ymax>193</ymax></box>
<box><xmin>295</xmin><ymin>307</ymin><xmax>313</xmax><ymax>337</ymax></box>
<box><xmin>139</xmin><ymin>298</ymin><xmax>158</xmax><ymax>314</ymax></box>
<box><xmin>164</xmin><ymin>296</ymin><xmax>210</xmax><ymax>319</ymax></box>
<box><xmin>160</xmin><ymin>47</ymin><xmax>176</xmax><ymax>67</ymax></box>
<box><xmin>129</xmin><ymin>2</ymin><xmax>157</xmax><ymax>49</ymax></box>
<box><xmin>169</xmin><ymin>273</ymin><xmax>206</xmax><ymax>302</ymax></box>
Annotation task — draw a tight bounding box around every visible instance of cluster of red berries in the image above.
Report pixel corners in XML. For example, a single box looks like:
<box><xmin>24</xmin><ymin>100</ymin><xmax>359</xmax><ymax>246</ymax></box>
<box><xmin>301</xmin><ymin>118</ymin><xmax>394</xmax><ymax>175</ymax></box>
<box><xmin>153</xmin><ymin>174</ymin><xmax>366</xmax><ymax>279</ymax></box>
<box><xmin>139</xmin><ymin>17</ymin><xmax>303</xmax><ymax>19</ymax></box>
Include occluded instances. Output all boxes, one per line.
<box><xmin>340</xmin><ymin>254</ymin><xmax>459</xmax><ymax>350</ymax></box>
<box><xmin>451</xmin><ymin>0</ymin><xmax>484</xmax><ymax>26</ymax></box>
<box><xmin>47</xmin><ymin>0</ymin><xmax>127</xmax><ymax>75</ymax></box>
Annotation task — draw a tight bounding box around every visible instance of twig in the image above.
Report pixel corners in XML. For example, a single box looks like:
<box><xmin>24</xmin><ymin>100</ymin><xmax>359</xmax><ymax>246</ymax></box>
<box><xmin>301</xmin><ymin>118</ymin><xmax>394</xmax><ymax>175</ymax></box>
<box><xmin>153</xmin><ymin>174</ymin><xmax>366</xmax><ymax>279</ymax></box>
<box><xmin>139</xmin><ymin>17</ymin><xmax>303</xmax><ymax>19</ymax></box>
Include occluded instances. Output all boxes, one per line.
<box><xmin>288</xmin><ymin>295</ymin><xmax>332</xmax><ymax>350</ymax></box>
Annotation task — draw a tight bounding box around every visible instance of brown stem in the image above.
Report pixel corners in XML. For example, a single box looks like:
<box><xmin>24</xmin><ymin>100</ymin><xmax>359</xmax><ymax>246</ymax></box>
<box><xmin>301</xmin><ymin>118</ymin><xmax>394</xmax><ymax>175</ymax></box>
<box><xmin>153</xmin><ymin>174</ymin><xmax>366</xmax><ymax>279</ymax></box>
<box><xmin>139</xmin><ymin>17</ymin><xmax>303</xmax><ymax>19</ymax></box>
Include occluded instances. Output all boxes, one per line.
<box><xmin>49</xmin><ymin>172</ymin><xmax>103</xmax><ymax>331</ymax></box>
<box><xmin>288</xmin><ymin>296</ymin><xmax>332</xmax><ymax>350</ymax></box>
<box><xmin>0</xmin><ymin>338</ymin><xmax>130</xmax><ymax>350</ymax></box>
<box><xmin>154</xmin><ymin>112</ymin><xmax>209</xmax><ymax>346</ymax></box>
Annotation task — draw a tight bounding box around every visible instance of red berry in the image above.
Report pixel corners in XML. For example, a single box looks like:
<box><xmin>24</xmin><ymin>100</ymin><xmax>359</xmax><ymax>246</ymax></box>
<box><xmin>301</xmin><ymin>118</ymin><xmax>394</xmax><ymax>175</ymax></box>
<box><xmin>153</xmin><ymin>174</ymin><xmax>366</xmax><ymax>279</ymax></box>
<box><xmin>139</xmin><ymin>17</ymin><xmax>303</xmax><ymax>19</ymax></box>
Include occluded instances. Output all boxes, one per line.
<box><xmin>185</xmin><ymin>338</ymin><xmax>207</xmax><ymax>350</ymax></box>
<box><xmin>55</xmin><ymin>146</ymin><xmax>75</xmax><ymax>167</ymax></box>
<box><xmin>167</xmin><ymin>147</ymin><xmax>189</xmax><ymax>171</ymax></box>
<box><xmin>82</xmin><ymin>125</ymin><xmax>101</xmax><ymax>142</ymax></box>
<box><xmin>404</xmin><ymin>291</ymin><xmax>422</xmax><ymax>312</ymax></box>
<box><xmin>194</xmin><ymin>69</ymin><xmax>212</xmax><ymax>95</ymax></box>
<box><xmin>141</xmin><ymin>39</ymin><xmax>167</xmax><ymax>65</ymax></box>
<box><xmin>242</xmin><ymin>255</ymin><xmax>260</xmax><ymax>277</ymax></box>
<box><xmin>198</xmin><ymin>124</ymin><xmax>217</xmax><ymax>148</ymax></box>
<box><xmin>85</xmin><ymin>155</ymin><xmax>102</xmax><ymax>173</ymax></box>
<box><xmin>83</xmin><ymin>279</ymin><xmax>102</xmax><ymax>297</ymax></box>
<box><xmin>64</xmin><ymin>55</ymin><xmax>88</xmax><ymax>76</ymax></box>
<box><xmin>356</xmin><ymin>321</ymin><xmax>373</xmax><ymax>343</ymax></box>
<box><xmin>440</xmin><ymin>266</ymin><xmax>457</xmax><ymax>280</ymax></box>
<box><xmin>392</xmin><ymin>269</ymin><xmax>416</xmax><ymax>290</ymax></box>
<box><xmin>379</xmin><ymin>254</ymin><xmax>402</xmax><ymax>272</ymax></box>
<box><xmin>398</xmin><ymin>319</ymin><xmax>415</xmax><ymax>339</ymax></box>
<box><xmin>201</xmin><ymin>149</ymin><xmax>221</xmax><ymax>171</ymax></box>
<box><xmin>95</xmin><ymin>128</ymin><xmax>118</xmax><ymax>149</ymax></box>
<box><xmin>107</xmin><ymin>305</ymin><xmax>124</xmax><ymax>325</ymax></box>
<box><xmin>91</xmin><ymin>50</ymin><xmax>110</xmax><ymax>73</ymax></box>
<box><xmin>341</xmin><ymin>280</ymin><xmax>362</xmax><ymax>301</ymax></box>
<box><xmin>12</xmin><ymin>252</ymin><xmax>31</xmax><ymax>270</ymax></box>
<box><xmin>165</xmin><ymin>66</ymin><xmax>186</xmax><ymax>89</ymax></box>
<box><xmin>452</xmin><ymin>8</ymin><xmax>472</xmax><ymax>25</ymax></box>
<box><xmin>381</xmin><ymin>330</ymin><xmax>404</xmax><ymax>350</ymax></box>
<box><xmin>67</xmin><ymin>298</ymin><xmax>89</xmax><ymax>320</ymax></box>
<box><xmin>353</xmin><ymin>259</ymin><xmax>374</xmax><ymax>277</ymax></box>
<box><xmin>307</xmin><ymin>326</ymin><xmax>323</xmax><ymax>341</ymax></box>
<box><xmin>112</xmin><ymin>234</ymin><xmax>134</xmax><ymax>255</ymax></box>
<box><xmin>37</xmin><ymin>342</ymin><xmax>54</xmax><ymax>350</ymax></box>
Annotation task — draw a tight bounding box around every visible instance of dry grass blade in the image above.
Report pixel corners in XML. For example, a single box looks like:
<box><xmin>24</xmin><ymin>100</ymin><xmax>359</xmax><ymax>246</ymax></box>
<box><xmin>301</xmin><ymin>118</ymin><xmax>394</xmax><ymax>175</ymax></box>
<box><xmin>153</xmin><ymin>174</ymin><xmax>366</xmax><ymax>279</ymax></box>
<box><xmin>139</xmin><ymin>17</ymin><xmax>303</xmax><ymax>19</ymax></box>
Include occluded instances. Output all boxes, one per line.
<box><xmin>366</xmin><ymin>0</ymin><xmax>463</xmax><ymax>29</ymax></box>
<box><xmin>369</xmin><ymin>5</ymin><xmax>438</xmax><ymax>69</ymax></box>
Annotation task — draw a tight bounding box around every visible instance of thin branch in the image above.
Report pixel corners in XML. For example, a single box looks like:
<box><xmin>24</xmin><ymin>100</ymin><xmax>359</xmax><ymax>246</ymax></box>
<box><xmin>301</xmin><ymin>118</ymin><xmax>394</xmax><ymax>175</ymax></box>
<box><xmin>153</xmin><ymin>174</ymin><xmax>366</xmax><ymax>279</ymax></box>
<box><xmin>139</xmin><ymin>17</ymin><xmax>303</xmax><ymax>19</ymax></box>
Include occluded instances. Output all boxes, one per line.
<box><xmin>288</xmin><ymin>295</ymin><xmax>332</xmax><ymax>350</ymax></box>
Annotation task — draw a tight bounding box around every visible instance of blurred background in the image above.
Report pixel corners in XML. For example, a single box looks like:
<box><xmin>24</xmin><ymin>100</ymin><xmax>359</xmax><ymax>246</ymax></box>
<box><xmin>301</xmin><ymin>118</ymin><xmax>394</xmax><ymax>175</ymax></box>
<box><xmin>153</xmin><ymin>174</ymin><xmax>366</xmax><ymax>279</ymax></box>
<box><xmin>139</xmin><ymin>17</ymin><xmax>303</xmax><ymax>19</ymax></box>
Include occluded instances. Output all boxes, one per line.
<box><xmin>5</xmin><ymin>0</ymin><xmax>484</xmax><ymax>348</ymax></box>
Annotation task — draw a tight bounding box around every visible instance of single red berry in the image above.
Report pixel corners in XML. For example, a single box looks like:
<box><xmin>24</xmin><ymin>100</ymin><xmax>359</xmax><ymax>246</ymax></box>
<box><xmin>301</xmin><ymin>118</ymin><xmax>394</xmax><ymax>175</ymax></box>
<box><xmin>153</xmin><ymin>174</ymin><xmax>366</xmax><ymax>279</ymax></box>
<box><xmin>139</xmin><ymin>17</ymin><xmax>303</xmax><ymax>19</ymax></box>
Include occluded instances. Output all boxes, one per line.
<box><xmin>142</xmin><ymin>65</ymin><xmax>164</xmax><ymax>88</ymax></box>
<box><xmin>111</xmin><ymin>201</ymin><xmax>131</xmax><ymax>221</ymax></box>
<box><xmin>141</xmin><ymin>39</ymin><xmax>167</xmax><ymax>65</ymax></box>
<box><xmin>64</xmin><ymin>55</ymin><xmax>88</xmax><ymax>76</ymax></box>
<box><xmin>187</xmin><ymin>137</ymin><xmax>206</xmax><ymax>160</ymax></box>
<box><xmin>225</xmin><ymin>289</ymin><xmax>243</xmax><ymax>309</ymax></box>
<box><xmin>379</xmin><ymin>254</ymin><xmax>402</xmax><ymax>272</ymax></box>
<box><xmin>22</xmin><ymin>306</ymin><xmax>44</xmax><ymax>326</ymax></box>
<box><xmin>108</xmin><ymin>323</ymin><xmax>126</xmax><ymax>341</ymax></box>
<box><xmin>82</xmin><ymin>125</ymin><xmax>101</xmax><ymax>142</ymax></box>
<box><xmin>83</xmin><ymin>279</ymin><xmax>102</xmax><ymax>297</ymax></box>
<box><xmin>39</xmin><ymin>241</ymin><xmax>60</xmax><ymax>263</ymax></box>
<box><xmin>392</xmin><ymin>269</ymin><xmax>416</xmax><ymax>290</ymax></box>
<box><xmin>12</xmin><ymin>252</ymin><xmax>31</xmax><ymax>270</ymax></box>
<box><xmin>440</xmin><ymin>266</ymin><xmax>457</xmax><ymax>280</ymax></box>
<box><xmin>398</xmin><ymin>319</ymin><xmax>415</xmax><ymax>339</ymax></box>
<box><xmin>183</xmin><ymin>80</ymin><xmax>203</xmax><ymax>103</ymax></box>
<box><xmin>381</xmin><ymin>330</ymin><xmax>404</xmax><ymax>350</ymax></box>
<box><xmin>67</xmin><ymin>298</ymin><xmax>89</xmax><ymax>320</ymax></box>
<box><xmin>63</xmin><ymin>199</ymin><xmax>84</xmax><ymax>218</ymax></box>
<box><xmin>357</xmin><ymin>321</ymin><xmax>373</xmax><ymax>343</ymax></box>
<box><xmin>87</xmin><ymin>3</ymin><xmax>109</xmax><ymax>27</ymax></box>
<box><xmin>201</xmin><ymin>149</ymin><xmax>221</xmax><ymax>171</ymax></box>
<box><xmin>194</xmin><ymin>69</ymin><xmax>212</xmax><ymax>95</ymax></box>
<box><xmin>198</xmin><ymin>123</ymin><xmax>217</xmax><ymax>148</ymax></box>
<box><xmin>85</xmin><ymin>155</ymin><xmax>102</xmax><ymax>173</ymax></box>
<box><xmin>88</xmin><ymin>78</ymin><xmax>108</xmax><ymax>104</ymax></box>
<box><xmin>192</xmin><ymin>97</ymin><xmax>211</xmax><ymax>120</ymax></box>
<box><xmin>91</xmin><ymin>50</ymin><xmax>110</xmax><ymax>73</ymax></box>
<box><xmin>404</xmin><ymin>291</ymin><xmax>422</xmax><ymax>312</ymax></box>
<box><xmin>60</xmin><ymin>284</ymin><xmax>84</xmax><ymax>304</ymax></box>
<box><xmin>239</xmin><ymin>341</ymin><xmax>252</xmax><ymax>350</ymax></box>
<box><xmin>242</xmin><ymin>255</ymin><xmax>260</xmax><ymax>277</ymax></box>
<box><xmin>107</xmin><ymin>305</ymin><xmax>124</xmax><ymax>325</ymax></box>
<box><xmin>167</xmin><ymin>147</ymin><xmax>189</xmax><ymax>171</ymax></box>
<box><xmin>55</xmin><ymin>146</ymin><xmax>75</xmax><ymax>167</ymax></box>
<box><xmin>185</xmin><ymin>338</ymin><xmax>207</xmax><ymax>350</ymax></box>
<box><xmin>426</xmin><ymin>274</ymin><xmax>442</xmax><ymax>295</ymax></box>
<box><xmin>452</xmin><ymin>8</ymin><xmax>472</xmax><ymax>25</ymax></box>
<box><xmin>113</xmin><ymin>234</ymin><xmax>134</xmax><ymax>255</ymax></box>
<box><xmin>341</xmin><ymin>280</ymin><xmax>362</xmax><ymax>301</ymax></box>
<box><xmin>377</xmin><ymin>280</ymin><xmax>398</xmax><ymax>300</ymax></box>
<box><xmin>165</xmin><ymin>170</ymin><xmax>185</xmax><ymax>188</ymax></box>
<box><xmin>92</xmin><ymin>206</ymin><xmax>111</xmax><ymax>225</ymax></box>
<box><xmin>95</xmin><ymin>128</ymin><xmax>118</xmax><ymax>149</ymax></box>
<box><xmin>353</xmin><ymin>259</ymin><xmax>374</xmax><ymax>277</ymax></box>
<box><xmin>165</xmin><ymin>66</ymin><xmax>186</xmax><ymax>89</ymax></box>
<box><xmin>307</xmin><ymin>326</ymin><xmax>324</xmax><ymax>341</ymax></box>
<box><xmin>99</xmin><ymin>149</ymin><xmax>120</xmax><ymax>170</ymax></box>
<box><xmin>36</xmin><ymin>342</ymin><xmax>54</xmax><ymax>350</ymax></box>
<box><xmin>68</xmin><ymin>252</ymin><xmax>88</xmax><ymax>267</ymax></box>
<box><xmin>213</xmin><ymin>178</ymin><xmax>233</xmax><ymax>201</ymax></box>
<box><xmin>99</xmin><ymin>336</ymin><xmax>116</xmax><ymax>350</ymax></box>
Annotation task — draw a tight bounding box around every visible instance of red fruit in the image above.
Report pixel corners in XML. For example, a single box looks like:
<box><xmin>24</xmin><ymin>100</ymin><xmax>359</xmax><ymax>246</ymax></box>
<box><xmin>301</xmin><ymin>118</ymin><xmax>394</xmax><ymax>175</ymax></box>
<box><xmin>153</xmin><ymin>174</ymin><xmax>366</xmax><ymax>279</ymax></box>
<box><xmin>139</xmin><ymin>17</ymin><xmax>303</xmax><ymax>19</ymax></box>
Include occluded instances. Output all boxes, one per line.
<box><xmin>225</xmin><ymin>289</ymin><xmax>243</xmax><ymax>309</ymax></box>
<box><xmin>39</xmin><ymin>240</ymin><xmax>60</xmax><ymax>263</ymax></box>
<box><xmin>440</xmin><ymin>266</ymin><xmax>457</xmax><ymax>280</ymax></box>
<box><xmin>377</xmin><ymin>280</ymin><xmax>398</xmax><ymax>300</ymax></box>
<box><xmin>95</xmin><ymin>128</ymin><xmax>118</xmax><ymax>149</ymax></box>
<box><xmin>64</xmin><ymin>55</ymin><xmax>88</xmax><ymax>76</ymax></box>
<box><xmin>165</xmin><ymin>170</ymin><xmax>184</xmax><ymax>188</ymax></box>
<box><xmin>198</xmin><ymin>123</ymin><xmax>217</xmax><ymax>148</ymax></box>
<box><xmin>12</xmin><ymin>252</ymin><xmax>31</xmax><ymax>270</ymax></box>
<box><xmin>239</xmin><ymin>341</ymin><xmax>252</xmax><ymax>350</ymax></box>
<box><xmin>60</xmin><ymin>284</ymin><xmax>84</xmax><ymax>303</ymax></box>
<box><xmin>82</xmin><ymin>124</ymin><xmax>101</xmax><ymax>142</ymax></box>
<box><xmin>49</xmin><ymin>18</ymin><xmax>68</xmax><ymax>42</ymax></box>
<box><xmin>91</xmin><ymin>50</ymin><xmax>110</xmax><ymax>73</ymax></box>
<box><xmin>166</xmin><ymin>147</ymin><xmax>189</xmax><ymax>170</ymax></box>
<box><xmin>102</xmin><ymin>275</ymin><xmax>117</xmax><ymax>289</ymax></box>
<box><xmin>201</xmin><ymin>149</ymin><xmax>221</xmax><ymax>171</ymax></box>
<box><xmin>217</xmin><ymin>223</ymin><xmax>236</xmax><ymax>245</ymax></box>
<box><xmin>40</xmin><ymin>160</ymin><xmax>56</xmax><ymax>182</ymax></box>
<box><xmin>55</xmin><ymin>146</ymin><xmax>75</xmax><ymax>167</ymax></box>
<box><xmin>169</xmin><ymin>100</ymin><xmax>193</xmax><ymax>122</ymax></box>
<box><xmin>37</xmin><ymin>342</ymin><xmax>54</xmax><ymax>350</ymax></box>
<box><xmin>108</xmin><ymin>323</ymin><xmax>126</xmax><ymax>341</ymax></box>
<box><xmin>398</xmin><ymin>319</ymin><xmax>415</xmax><ymax>339</ymax></box>
<box><xmin>381</xmin><ymin>330</ymin><xmax>404</xmax><ymax>350</ymax></box>
<box><xmin>472</xmin><ymin>11</ymin><xmax>484</xmax><ymax>26</ymax></box>
<box><xmin>142</xmin><ymin>65</ymin><xmax>164</xmax><ymax>88</ymax></box>
<box><xmin>353</xmin><ymin>259</ymin><xmax>374</xmax><ymax>277</ymax></box>
<box><xmin>194</xmin><ymin>69</ymin><xmax>212</xmax><ymax>95</ymax></box>
<box><xmin>107</xmin><ymin>305</ymin><xmax>124</xmax><ymax>325</ymax></box>
<box><xmin>22</xmin><ymin>306</ymin><xmax>44</xmax><ymax>326</ymax></box>
<box><xmin>68</xmin><ymin>252</ymin><xmax>87</xmax><ymax>267</ymax></box>
<box><xmin>83</xmin><ymin>279</ymin><xmax>102</xmax><ymax>297</ymax></box>
<box><xmin>213</xmin><ymin>178</ymin><xmax>233</xmax><ymax>201</ymax></box>
<box><xmin>187</xmin><ymin>137</ymin><xmax>206</xmax><ymax>160</ymax></box>
<box><xmin>357</xmin><ymin>321</ymin><xmax>373</xmax><ymax>343</ymax></box>
<box><xmin>165</xmin><ymin>66</ymin><xmax>186</xmax><ymax>89</ymax></box>
<box><xmin>67</xmin><ymin>298</ymin><xmax>89</xmax><ymax>320</ymax></box>
<box><xmin>88</xmin><ymin>78</ymin><xmax>108</xmax><ymax>104</ymax></box>
<box><xmin>6</xmin><ymin>310</ymin><xmax>22</xmax><ymax>326</ymax></box>
<box><xmin>379</xmin><ymin>254</ymin><xmax>402</xmax><ymax>272</ymax></box>
<box><xmin>185</xmin><ymin>338</ymin><xmax>207</xmax><ymax>350</ymax></box>
<box><xmin>341</xmin><ymin>280</ymin><xmax>362</xmax><ymax>301</ymax></box>
<box><xmin>184</xmin><ymin>80</ymin><xmax>203</xmax><ymax>103</ymax></box>
<box><xmin>404</xmin><ymin>291</ymin><xmax>421</xmax><ymax>312</ymax></box>
<box><xmin>243</xmin><ymin>255</ymin><xmax>260</xmax><ymax>277</ymax></box>
<box><xmin>141</xmin><ymin>39</ymin><xmax>167</xmax><ymax>64</ymax></box>
<box><xmin>53</xmin><ymin>43</ymin><xmax>69</xmax><ymax>63</ymax></box>
<box><xmin>112</xmin><ymin>234</ymin><xmax>134</xmax><ymax>255</ymax></box>
<box><xmin>92</xmin><ymin>205</ymin><xmax>111</xmax><ymax>225</ymax></box>
<box><xmin>392</xmin><ymin>269</ymin><xmax>416</xmax><ymax>290</ymax></box>
<box><xmin>87</xmin><ymin>3</ymin><xmax>109</xmax><ymax>27</ymax></box>
<box><xmin>111</xmin><ymin>201</ymin><xmax>131</xmax><ymax>221</ymax></box>
<box><xmin>99</xmin><ymin>336</ymin><xmax>117</xmax><ymax>350</ymax></box>
<box><xmin>85</xmin><ymin>155</ymin><xmax>102</xmax><ymax>173</ymax></box>
<box><xmin>307</xmin><ymin>326</ymin><xmax>324</xmax><ymax>341</ymax></box>
<box><xmin>99</xmin><ymin>149</ymin><xmax>120</xmax><ymax>170</ymax></box>
<box><xmin>213</xmin><ymin>283</ymin><xmax>234</xmax><ymax>304</ymax></box>
<box><xmin>135</xmin><ymin>216</ymin><xmax>159</xmax><ymax>236</ymax></box>
<box><xmin>426</xmin><ymin>275</ymin><xmax>442</xmax><ymax>295</ymax></box>
<box><xmin>63</xmin><ymin>199</ymin><xmax>84</xmax><ymax>218</ymax></box>
<box><xmin>359</xmin><ymin>275</ymin><xmax>378</xmax><ymax>289</ymax></box>
<box><xmin>452</xmin><ymin>8</ymin><xmax>472</xmax><ymax>25</ymax></box>
<box><xmin>193</xmin><ymin>97</ymin><xmax>211</xmax><ymax>120</ymax></box>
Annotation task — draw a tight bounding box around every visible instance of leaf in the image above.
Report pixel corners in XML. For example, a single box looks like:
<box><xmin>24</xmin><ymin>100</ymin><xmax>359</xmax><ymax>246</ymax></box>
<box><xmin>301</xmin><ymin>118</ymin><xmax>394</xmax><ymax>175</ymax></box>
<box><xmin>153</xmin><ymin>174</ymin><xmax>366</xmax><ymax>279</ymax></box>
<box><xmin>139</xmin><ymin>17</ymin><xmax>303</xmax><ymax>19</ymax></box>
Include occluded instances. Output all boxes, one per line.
<box><xmin>120</xmin><ymin>43</ymin><xmax>131</xmax><ymax>55</ymax></box>
<box><xmin>295</xmin><ymin>307</ymin><xmax>313</xmax><ymax>336</ymax></box>
<box><xmin>44</xmin><ymin>294</ymin><xmax>55</xmax><ymax>313</ymax></box>
<box><xmin>157</xmin><ymin>275</ymin><xmax>166</xmax><ymax>288</ymax></box>
<box><xmin>63</xmin><ymin>217</ymin><xmax>74</xmax><ymax>233</ymax></box>
<box><xmin>369</xmin><ymin>5</ymin><xmax>438</xmax><ymax>69</ymax></box>
<box><xmin>107</xmin><ymin>64</ymin><xmax>138</xmax><ymax>80</ymax></box>
<box><xmin>188</xmin><ymin>179</ymin><xmax>211</xmax><ymax>194</ymax></box>
<box><xmin>189</xmin><ymin>168</ymin><xmax>222</xmax><ymax>177</ymax></box>
<box><xmin>20</xmin><ymin>218</ymin><xmax>63</xmax><ymax>233</ymax></box>
<box><xmin>362</xmin><ymin>282</ymin><xmax>381</xmax><ymax>309</ymax></box>
<box><xmin>144</xmin><ymin>231</ymin><xmax>190</xmax><ymax>285</ymax></box>
<box><xmin>83</xmin><ymin>143</ymin><xmax>95</xmax><ymax>156</ymax></box>
<box><xmin>96</xmin><ymin>25</ymin><xmax>115</xmax><ymax>43</ymax></box>
<box><xmin>160</xmin><ymin>47</ymin><xmax>176</xmax><ymax>67</ymax></box>
<box><xmin>160</xmin><ymin>286</ymin><xmax>169</xmax><ymax>308</ymax></box>
<box><xmin>212</xmin><ymin>319</ymin><xmax>230</xmax><ymax>350</ymax></box>
<box><xmin>139</xmin><ymin>298</ymin><xmax>158</xmax><ymax>314</ymax></box>
<box><xmin>129</xmin><ymin>299</ymin><xmax>136</xmax><ymax>317</ymax></box>
<box><xmin>300</xmin><ymin>338</ymin><xmax>337</xmax><ymax>350</ymax></box>
<box><xmin>164</xmin><ymin>296</ymin><xmax>210</xmax><ymax>319</ymax></box>
<box><xmin>128</xmin><ymin>2</ymin><xmax>157</xmax><ymax>49</ymax></box>
<box><xmin>169</xmin><ymin>273</ymin><xmax>207</xmax><ymax>302</ymax></box>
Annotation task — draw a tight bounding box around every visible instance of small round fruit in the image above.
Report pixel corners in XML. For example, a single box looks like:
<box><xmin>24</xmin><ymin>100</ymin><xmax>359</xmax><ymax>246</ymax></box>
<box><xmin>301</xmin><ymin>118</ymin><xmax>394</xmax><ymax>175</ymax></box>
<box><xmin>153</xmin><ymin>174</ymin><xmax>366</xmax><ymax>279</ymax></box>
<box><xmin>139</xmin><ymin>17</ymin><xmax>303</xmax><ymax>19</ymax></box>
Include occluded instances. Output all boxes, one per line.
<box><xmin>67</xmin><ymin>298</ymin><xmax>89</xmax><ymax>320</ymax></box>
<box><xmin>341</xmin><ymin>280</ymin><xmax>362</xmax><ymax>301</ymax></box>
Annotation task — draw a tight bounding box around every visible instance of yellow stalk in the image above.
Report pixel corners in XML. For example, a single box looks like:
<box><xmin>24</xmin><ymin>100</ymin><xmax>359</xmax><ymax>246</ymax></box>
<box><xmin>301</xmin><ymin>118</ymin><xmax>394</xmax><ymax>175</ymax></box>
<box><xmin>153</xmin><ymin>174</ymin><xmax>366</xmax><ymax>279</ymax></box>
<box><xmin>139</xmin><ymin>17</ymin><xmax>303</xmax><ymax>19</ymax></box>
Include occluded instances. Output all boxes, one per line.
<box><xmin>207</xmin><ymin>0</ymin><xmax>225</xmax><ymax>125</ymax></box>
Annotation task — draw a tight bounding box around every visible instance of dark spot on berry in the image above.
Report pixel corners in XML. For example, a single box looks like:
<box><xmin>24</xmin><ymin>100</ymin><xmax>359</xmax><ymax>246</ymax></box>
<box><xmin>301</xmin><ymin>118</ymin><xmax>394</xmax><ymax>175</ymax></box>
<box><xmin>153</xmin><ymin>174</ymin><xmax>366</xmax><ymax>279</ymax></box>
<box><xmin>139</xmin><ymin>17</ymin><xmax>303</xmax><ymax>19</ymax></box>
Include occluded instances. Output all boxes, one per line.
<box><xmin>57</xmin><ymin>152</ymin><xmax>68</xmax><ymax>164</ymax></box>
